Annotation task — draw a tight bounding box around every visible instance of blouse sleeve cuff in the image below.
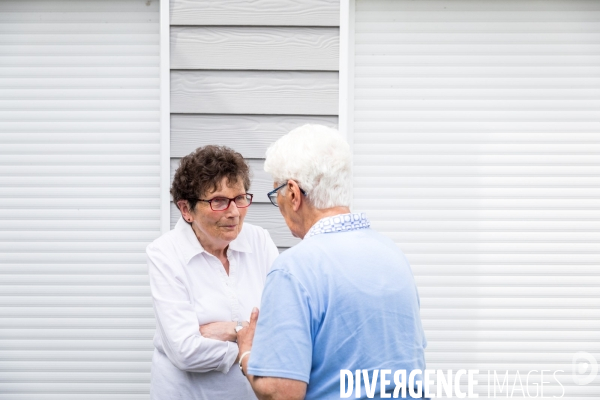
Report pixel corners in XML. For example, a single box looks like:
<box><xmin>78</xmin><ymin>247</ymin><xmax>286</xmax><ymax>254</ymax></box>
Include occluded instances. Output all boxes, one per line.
<box><xmin>215</xmin><ymin>340</ymin><xmax>239</xmax><ymax>374</ymax></box>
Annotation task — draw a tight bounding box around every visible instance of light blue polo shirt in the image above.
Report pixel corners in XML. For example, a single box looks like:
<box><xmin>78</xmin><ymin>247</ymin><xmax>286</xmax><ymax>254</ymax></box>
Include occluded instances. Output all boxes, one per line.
<box><xmin>247</xmin><ymin>213</ymin><xmax>427</xmax><ymax>399</ymax></box>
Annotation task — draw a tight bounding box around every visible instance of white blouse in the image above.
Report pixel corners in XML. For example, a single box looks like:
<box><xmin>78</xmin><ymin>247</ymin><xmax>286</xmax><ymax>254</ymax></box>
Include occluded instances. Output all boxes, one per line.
<box><xmin>147</xmin><ymin>217</ymin><xmax>279</xmax><ymax>400</ymax></box>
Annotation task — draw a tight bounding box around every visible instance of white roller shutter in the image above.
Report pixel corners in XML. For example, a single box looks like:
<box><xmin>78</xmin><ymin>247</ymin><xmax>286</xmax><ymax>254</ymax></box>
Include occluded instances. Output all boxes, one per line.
<box><xmin>0</xmin><ymin>1</ymin><xmax>159</xmax><ymax>399</ymax></box>
<box><xmin>352</xmin><ymin>1</ymin><xmax>599</xmax><ymax>398</ymax></box>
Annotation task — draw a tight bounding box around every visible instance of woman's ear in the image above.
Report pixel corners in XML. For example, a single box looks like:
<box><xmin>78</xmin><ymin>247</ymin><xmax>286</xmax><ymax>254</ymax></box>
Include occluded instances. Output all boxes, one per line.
<box><xmin>177</xmin><ymin>200</ymin><xmax>193</xmax><ymax>223</ymax></box>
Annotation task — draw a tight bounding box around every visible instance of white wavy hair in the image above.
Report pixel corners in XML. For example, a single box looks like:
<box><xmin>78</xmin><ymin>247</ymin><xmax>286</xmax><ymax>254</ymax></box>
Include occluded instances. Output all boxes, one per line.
<box><xmin>264</xmin><ymin>124</ymin><xmax>352</xmax><ymax>209</ymax></box>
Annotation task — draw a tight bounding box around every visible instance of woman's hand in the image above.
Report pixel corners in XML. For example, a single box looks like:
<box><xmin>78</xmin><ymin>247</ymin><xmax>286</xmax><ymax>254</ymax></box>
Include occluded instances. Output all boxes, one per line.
<box><xmin>199</xmin><ymin>321</ymin><xmax>249</xmax><ymax>342</ymax></box>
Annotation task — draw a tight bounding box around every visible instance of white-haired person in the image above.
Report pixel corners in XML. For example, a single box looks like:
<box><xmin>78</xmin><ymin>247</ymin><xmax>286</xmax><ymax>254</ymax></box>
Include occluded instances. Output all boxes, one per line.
<box><xmin>236</xmin><ymin>124</ymin><xmax>428</xmax><ymax>399</ymax></box>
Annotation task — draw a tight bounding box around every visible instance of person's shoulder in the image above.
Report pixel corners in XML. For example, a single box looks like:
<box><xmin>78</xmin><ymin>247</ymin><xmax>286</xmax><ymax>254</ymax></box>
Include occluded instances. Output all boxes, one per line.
<box><xmin>146</xmin><ymin>226</ymin><xmax>180</xmax><ymax>256</ymax></box>
<box><xmin>269</xmin><ymin>239</ymin><xmax>314</xmax><ymax>272</ymax></box>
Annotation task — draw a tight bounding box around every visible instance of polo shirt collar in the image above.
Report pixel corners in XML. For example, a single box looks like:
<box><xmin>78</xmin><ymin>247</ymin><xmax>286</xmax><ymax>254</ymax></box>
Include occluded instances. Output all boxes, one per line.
<box><xmin>306</xmin><ymin>212</ymin><xmax>370</xmax><ymax>238</ymax></box>
<box><xmin>174</xmin><ymin>217</ymin><xmax>253</xmax><ymax>264</ymax></box>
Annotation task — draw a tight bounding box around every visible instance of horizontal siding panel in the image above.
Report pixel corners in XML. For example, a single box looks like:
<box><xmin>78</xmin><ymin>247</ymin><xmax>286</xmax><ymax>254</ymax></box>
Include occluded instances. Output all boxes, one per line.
<box><xmin>170</xmin><ymin>27</ymin><xmax>338</xmax><ymax>70</ymax></box>
<box><xmin>170</xmin><ymin>71</ymin><xmax>338</xmax><ymax>115</ymax></box>
<box><xmin>170</xmin><ymin>0</ymin><xmax>339</xmax><ymax>26</ymax></box>
<box><xmin>170</xmin><ymin>202</ymin><xmax>298</xmax><ymax>248</ymax></box>
<box><xmin>170</xmin><ymin>114</ymin><xmax>337</xmax><ymax>158</ymax></box>
<box><xmin>170</xmin><ymin>159</ymin><xmax>273</xmax><ymax>203</ymax></box>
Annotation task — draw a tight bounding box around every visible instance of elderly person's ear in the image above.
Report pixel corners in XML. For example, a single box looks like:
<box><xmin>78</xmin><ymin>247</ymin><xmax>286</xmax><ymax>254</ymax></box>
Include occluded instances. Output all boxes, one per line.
<box><xmin>287</xmin><ymin>180</ymin><xmax>304</xmax><ymax>211</ymax></box>
<box><xmin>177</xmin><ymin>200</ymin><xmax>193</xmax><ymax>223</ymax></box>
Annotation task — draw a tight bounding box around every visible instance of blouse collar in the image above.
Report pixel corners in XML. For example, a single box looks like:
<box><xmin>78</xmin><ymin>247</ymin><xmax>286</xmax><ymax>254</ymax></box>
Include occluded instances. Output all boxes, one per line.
<box><xmin>174</xmin><ymin>217</ymin><xmax>253</xmax><ymax>264</ymax></box>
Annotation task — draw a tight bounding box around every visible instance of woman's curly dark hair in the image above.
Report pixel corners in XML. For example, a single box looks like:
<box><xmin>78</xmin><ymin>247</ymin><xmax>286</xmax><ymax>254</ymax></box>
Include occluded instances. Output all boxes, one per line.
<box><xmin>171</xmin><ymin>145</ymin><xmax>251</xmax><ymax>211</ymax></box>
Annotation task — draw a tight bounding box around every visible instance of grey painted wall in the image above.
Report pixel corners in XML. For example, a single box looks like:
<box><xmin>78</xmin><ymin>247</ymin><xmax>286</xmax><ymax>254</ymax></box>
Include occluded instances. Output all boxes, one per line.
<box><xmin>169</xmin><ymin>0</ymin><xmax>340</xmax><ymax>250</ymax></box>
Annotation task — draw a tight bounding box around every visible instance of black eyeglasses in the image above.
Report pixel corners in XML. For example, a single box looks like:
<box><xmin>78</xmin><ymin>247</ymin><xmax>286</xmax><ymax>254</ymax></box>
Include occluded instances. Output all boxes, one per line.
<box><xmin>193</xmin><ymin>193</ymin><xmax>253</xmax><ymax>211</ymax></box>
<box><xmin>267</xmin><ymin>183</ymin><xmax>307</xmax><ymax>207</ymax></box>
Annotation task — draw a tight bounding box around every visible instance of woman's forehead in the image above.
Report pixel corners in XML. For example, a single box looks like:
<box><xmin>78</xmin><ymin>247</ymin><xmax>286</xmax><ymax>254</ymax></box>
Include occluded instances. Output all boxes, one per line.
<box><xmin>206</xmin><ymin>176</ymin><xmax>245</xmax><ymax>196</ymax></box>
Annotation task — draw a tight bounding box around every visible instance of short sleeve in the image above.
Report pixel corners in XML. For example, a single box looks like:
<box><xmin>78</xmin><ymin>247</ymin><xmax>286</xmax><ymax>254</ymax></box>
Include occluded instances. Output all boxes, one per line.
<box><xmin>246</xmin><ymin>269</ymin><xmax>313</xmax><ymax>383</ymax></box>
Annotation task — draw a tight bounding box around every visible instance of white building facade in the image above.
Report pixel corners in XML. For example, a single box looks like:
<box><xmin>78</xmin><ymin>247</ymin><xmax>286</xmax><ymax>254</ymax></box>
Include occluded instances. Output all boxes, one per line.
<box><xmin>0</xmin><ymin>0</ymin><xmax>598</xmax><ymax>399</ymax></box>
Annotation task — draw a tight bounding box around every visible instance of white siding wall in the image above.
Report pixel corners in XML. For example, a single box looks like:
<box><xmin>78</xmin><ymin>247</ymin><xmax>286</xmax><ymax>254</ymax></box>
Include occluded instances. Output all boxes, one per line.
<box><xmin>169</xmin><ymin>0</ymin><xmax>340</xmax><ymax>251</ymax></box>
<box><xmin>0</xmin><ymin>1</ymin><xmax>160</xmax><ymax>398</ymax></box>
<box><xmin>353</xmin><ymin>0</ymin><xmax>600</xmax><ymax>398</ymax></box>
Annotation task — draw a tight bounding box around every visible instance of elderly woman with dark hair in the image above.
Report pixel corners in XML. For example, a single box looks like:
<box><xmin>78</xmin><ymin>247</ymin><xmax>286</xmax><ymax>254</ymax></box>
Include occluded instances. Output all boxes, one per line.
<box><xmin>146</xmin><ymin>145</ymin><xmax>278</xmax><ymax>400</ymax></box>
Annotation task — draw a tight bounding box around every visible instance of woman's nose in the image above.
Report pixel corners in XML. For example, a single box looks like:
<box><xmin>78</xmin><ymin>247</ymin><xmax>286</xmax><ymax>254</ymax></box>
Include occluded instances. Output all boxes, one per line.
<box><xmin>225</xmin><ymin>201</ymin><xmax>240</xmax><ymax>216</ymax></box>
